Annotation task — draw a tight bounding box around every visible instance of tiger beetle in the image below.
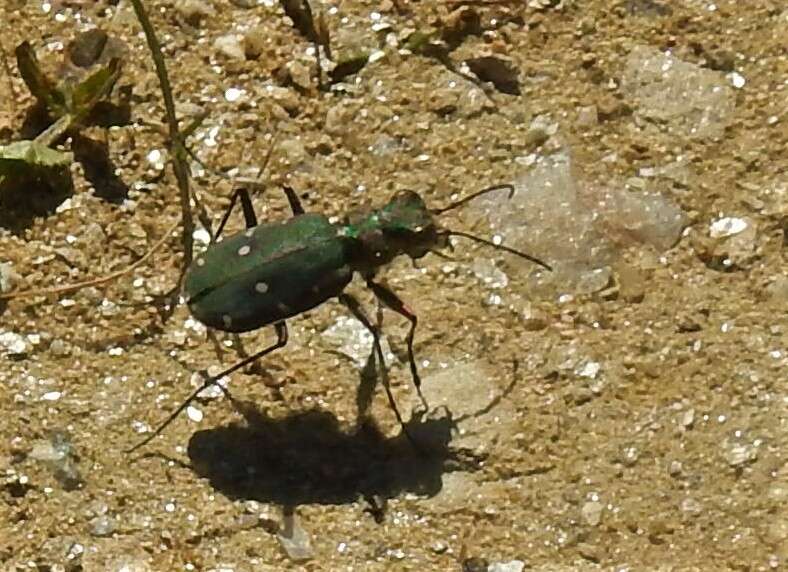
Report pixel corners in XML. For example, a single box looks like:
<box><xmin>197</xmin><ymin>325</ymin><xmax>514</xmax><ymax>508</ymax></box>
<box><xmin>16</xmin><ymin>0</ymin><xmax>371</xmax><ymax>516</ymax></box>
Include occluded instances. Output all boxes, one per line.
<box><xmin>129</xmin><ymin>183</ymin><xmax>551</xmax><ymax>452</ymax></box>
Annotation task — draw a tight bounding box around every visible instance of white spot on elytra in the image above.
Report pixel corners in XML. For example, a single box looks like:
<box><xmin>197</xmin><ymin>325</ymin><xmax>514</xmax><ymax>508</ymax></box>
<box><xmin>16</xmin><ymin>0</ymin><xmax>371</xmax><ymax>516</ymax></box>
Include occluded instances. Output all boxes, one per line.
<box><xmin>245</xmin><ymin>228</ymin><xmax>255</xmax><ymax>238</ymax></box>
<box><xmin>255</xmin><ymin>282</ymin><xmax>269</xmax><ymax>294</ymax></box>
<box><xmin>222</xmin><ymin>315</ymin><xmax>232</xmax><ymax>328</ymax></box>
<box><xmin>238</xmin><ymin>245</ymin><xmax>251</xmax><ymax>256</ymax></box>
<box><xmin>196</xmin><ymin>258</ymin><xmax>205</xmax><ymax>267</ymax></box>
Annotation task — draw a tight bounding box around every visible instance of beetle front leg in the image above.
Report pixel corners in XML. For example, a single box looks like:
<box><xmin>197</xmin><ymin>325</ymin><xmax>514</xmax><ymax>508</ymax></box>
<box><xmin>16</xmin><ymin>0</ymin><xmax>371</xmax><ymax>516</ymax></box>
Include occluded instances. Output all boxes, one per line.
<box><xmin>338</xmin><ymin>293</ymin><xmax>418</xmax><ymax>448</ymax></box>
<box><xmin>366</xmin><ymin>280</ymin><xmax>428</xmax><ymax>411</ymax></box>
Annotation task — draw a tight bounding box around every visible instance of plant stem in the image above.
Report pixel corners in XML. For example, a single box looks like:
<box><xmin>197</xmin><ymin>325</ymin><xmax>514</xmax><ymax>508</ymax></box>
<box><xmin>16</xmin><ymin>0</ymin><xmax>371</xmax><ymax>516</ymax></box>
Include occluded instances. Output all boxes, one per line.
<box><xmin>34</xmin><ymin>114</ymin><xmax>73</xmax><ymax>148</ymax></box>
<box><xmin>128</xmin><ymin>0</ymin><xmax>194</xmax><ymax>269</ymax></box>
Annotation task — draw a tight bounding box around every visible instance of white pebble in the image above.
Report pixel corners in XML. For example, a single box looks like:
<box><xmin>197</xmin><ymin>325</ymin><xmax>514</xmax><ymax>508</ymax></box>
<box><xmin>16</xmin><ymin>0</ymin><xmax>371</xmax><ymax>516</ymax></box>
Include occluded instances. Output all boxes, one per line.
<box><xmin>709</xmin><ymin>216</ymin><xmax>747</xmax><ymax>238</ymax></box>
<box><xmin>728</xmin><ymin>71</ymin><xmax>746</xmax><ymax>89</ymax></box>
<box><xmin>146</xmin><ymin>149</ymin><xmax>162</xmax><ymax>164</ymax></box>
<box><xmin>225</xmin><ymin>87</ymin><xmax>245</xmax><ymax>102</ymax></box>
<box><xmin>186</xmin><ymin>406</ymin><xmax>203</xmax><ymax>423</ymax></box>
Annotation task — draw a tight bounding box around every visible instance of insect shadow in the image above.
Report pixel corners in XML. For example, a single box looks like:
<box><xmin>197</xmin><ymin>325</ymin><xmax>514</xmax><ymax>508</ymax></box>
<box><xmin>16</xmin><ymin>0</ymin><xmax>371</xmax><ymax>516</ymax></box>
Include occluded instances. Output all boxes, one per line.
<box><xmin>185</xmin><ymin>405</ymin><xmax>457</xmax><ymax>508</ymax></box>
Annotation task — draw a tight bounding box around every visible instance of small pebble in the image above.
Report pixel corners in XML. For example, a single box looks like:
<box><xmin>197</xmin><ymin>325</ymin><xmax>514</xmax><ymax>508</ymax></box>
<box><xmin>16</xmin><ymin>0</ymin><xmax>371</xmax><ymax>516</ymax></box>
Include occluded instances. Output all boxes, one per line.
<box><xmin>278</xmin><ymin>514</ymin><xmax>313</xmax><ymax>561</ymax></box>
<box><xmin>0</xmin><ymin>331</ymin><xmax>28</xmax><ymax>355</ymax></box>
<box><xmin>30</xmin><ymin>431</ymin><xmax>83</xmax><ymax>490</ymax></box>
<box><xmin>679</xmin><ymin>408</ymin><xmax>695</xmax><ymax>428</ymax></box>
<box><xmin>709</xmin><ymin>216</ymin><xmax>747</xmax><ymax>238</ymax></box>
<box><xmin>725</xmin><ymin>441</ymin><xmax>758</xmax><ymax>467</ymax></box>
<box><xmin>214</xmin><ymin>34</ymin><xmax>245</xmax><ymax>61</ymax></box>
<box><xmin>186</xmin><ymin>406</ymin><xmax>203</xmax><ymax>422</ymax></box>
<box><xmin>431</xmin><ymin>541</ymin><xmax>448</xmax><ymax>554</ymax></box>
<box><xmin>581</xmin><ymin>501</ymin><xmax>604</xmax><ymax>526</ymax></box>
<box><xmin>0</xmin><ymin>262</ymin><xmax>21</xmax><ymax>294</ymax></box>
<box><xmin>489</xmin><ymin>561</ymin><xmax>526</xmax><ymax>572</ymax></box>
<box><xmin>49</xmin><ymin>339</ymin><xmax>72</xmax><ymax>357</ymax></box>
<box><xmin>90</xmin><ymin>515</ymin><xmax>117</xmax><ymax>537</ymax></box>
<box><xmin>577</xmin><ymin>105</ymin><xmax>598</xmax><ymax>126</ymax></box>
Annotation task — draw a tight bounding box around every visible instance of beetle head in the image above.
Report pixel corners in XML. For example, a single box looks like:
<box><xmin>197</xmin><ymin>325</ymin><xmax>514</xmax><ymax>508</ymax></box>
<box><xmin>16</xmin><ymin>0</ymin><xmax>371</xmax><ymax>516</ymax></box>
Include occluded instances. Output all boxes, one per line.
<box><xmin>375</xmin><ymin>190</ymin><xmax>441</xmax><ymax>260</ymax></box>
<box><xmin>346</xmin><ymin>190</ymin><xmax>441</xmax><ymax>269</ymax></box>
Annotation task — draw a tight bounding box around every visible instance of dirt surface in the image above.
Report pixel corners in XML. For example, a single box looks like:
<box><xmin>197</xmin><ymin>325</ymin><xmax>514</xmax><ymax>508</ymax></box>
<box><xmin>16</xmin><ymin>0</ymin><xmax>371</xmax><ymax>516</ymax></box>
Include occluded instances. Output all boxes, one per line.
<box><xmin>0</xmin><ymin>0</ymin><xmax>786</xmax><ymax>570</ymax></box>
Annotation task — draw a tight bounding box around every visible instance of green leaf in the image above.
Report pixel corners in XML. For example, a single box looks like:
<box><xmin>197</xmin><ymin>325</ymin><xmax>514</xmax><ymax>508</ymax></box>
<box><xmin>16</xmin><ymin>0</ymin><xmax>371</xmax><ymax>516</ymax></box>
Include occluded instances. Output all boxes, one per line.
<box><xmin>14</xmin><ymin>41</ymin><xmax>68</xmax><ymax>116</ymax></box>
<box><xmin>71</xmin><ymin>58</ymin><xmax>122</xmax><ymax>122</ymax></box>
<box><xmin>0</xmin><ymin>140</ymin><xmax>73</xmax><ymax>170</ymax></box>
<box><xmin>403</xmin><ymin>31</ymin><xmax>436</xmax><ymax>54</ymax></box>
<box><xmin>0</xmin><ymin>140</ymin><xmax>73</xmax><ymax>199</ymax></box>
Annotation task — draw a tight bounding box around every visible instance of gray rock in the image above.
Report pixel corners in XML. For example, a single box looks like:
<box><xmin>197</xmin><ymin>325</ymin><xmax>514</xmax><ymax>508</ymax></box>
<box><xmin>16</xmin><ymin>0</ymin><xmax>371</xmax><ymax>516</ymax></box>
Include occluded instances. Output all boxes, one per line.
<box><xmin>595</xmin><ymin>187</ymin><xmax>688</xmax><ymax>251</ymax></box>
<box><xmin>466</xmin><ymin>148</ymin><xmax>687</xmax><ymax>300</ymax></box>
<box><xmin>414</xmin><ymin>361</ymin><xmax>518</xmax><ymax>454</ymax></box>
<box><xmin>622</xmin><ymin>45</ymin><xmax>735</xmax><ymax>139</ymax></box>
<box><xmin>425</xmin><ymin>472</ymin><xmax>514</xmax><ymax>514</ymax></box>
<box><xmin>464</xmin><ymin>152</ymin><xmax>613</xmax><ymax>297</ymax></box>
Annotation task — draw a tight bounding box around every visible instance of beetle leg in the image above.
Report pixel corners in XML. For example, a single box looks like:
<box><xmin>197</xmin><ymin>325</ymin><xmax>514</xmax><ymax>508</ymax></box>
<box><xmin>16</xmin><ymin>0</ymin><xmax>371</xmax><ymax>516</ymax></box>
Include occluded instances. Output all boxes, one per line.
<box><xmin>215</xmin><ymin>187</ymin><xmax>258</xmax><ymax>240</ymax></box>
<box><xmin>338</xmin><ymin>293</ymin><xmax>419</xmax><ymax>448</ymax></box>
<box><xmin>127</xmin><ymin>322</ymin><xmax>288</xmax><ymax>453</ymax></box>
<box><xmin>282</xmin><ymin>186</ymin><xmax>306</xmax><ymax>216</ymax></box>
<box><xmin>366</xmin><ymin>280</ymin><xmax>428</xmax><ymax>411</ymax></box>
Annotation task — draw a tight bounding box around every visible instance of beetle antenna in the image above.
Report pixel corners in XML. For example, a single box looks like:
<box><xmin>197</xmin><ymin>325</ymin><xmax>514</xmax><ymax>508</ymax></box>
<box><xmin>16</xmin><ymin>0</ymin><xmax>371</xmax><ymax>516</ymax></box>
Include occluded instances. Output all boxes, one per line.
<box><xmin>431</xmin><ymin>183</ymin><xmax>515</xmax><ymax>215</ymax></box>
<box><xmin>441</xmin><ymin>230</ymin><xmax>552</xmax><ymax>271</ymax></box>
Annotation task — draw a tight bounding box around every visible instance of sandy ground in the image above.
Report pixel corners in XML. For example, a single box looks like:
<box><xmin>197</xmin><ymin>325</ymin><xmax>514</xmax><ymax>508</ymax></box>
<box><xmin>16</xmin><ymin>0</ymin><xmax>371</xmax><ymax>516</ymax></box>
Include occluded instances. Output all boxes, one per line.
<box><xmin>0</xmin><ymin>0</ymin><xmax>786</xmax><ymax>570</ymax></box>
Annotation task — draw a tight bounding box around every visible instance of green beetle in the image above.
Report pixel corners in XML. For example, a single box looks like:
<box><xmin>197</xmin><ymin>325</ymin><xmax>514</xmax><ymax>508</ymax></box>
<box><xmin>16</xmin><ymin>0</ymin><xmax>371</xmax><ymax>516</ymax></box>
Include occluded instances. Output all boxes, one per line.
<box><xmin>131</xmin><ymin>185</ymin><xmax>550</xmax><ymax>451</ymax></box>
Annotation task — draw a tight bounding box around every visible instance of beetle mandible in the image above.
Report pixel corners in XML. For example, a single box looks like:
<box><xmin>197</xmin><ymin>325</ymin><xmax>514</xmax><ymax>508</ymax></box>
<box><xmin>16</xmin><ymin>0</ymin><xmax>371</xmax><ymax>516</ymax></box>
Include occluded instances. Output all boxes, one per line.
<box><xmin>130</xmin><ymin>184</ymin><xmax>551</xmax><ymax>451</ymax></box>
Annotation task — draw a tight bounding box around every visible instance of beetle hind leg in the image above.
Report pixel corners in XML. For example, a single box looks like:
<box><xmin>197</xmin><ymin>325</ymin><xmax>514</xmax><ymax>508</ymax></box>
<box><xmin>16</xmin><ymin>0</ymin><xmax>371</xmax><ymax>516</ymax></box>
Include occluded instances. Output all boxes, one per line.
<box><xmin>127</xmin><ymin>322</ymin><xmax>289</xmax><ymax>453</ymax></box>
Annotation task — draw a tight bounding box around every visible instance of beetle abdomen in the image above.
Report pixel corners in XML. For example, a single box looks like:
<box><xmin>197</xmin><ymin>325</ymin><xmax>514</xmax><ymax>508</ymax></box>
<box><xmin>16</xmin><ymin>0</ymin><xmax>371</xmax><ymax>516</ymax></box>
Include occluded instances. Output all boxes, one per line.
<box><xmin>185</xmin><ymin>214</ymin><xmax>353</xmax><ymax>332</ymax></box>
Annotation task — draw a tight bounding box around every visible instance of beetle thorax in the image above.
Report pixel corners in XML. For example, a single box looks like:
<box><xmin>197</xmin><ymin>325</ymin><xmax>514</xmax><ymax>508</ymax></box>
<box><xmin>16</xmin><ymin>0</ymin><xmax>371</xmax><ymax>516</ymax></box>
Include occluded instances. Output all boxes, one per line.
<box><xmin>342</xmin><ymin>190</ymin><xmax>439</xmax><ymax>272</ymax></box>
